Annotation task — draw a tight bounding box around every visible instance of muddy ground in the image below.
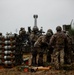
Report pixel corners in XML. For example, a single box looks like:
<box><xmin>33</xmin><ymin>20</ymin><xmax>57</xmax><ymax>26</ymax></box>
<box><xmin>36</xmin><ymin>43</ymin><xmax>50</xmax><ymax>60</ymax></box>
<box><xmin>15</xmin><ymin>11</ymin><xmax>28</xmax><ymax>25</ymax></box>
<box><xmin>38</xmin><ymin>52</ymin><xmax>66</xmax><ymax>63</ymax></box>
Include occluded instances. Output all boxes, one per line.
<box><xmin>0</xmin><ymin>66</ymin><xmax>74</xmax><ymax>75</ymax></box>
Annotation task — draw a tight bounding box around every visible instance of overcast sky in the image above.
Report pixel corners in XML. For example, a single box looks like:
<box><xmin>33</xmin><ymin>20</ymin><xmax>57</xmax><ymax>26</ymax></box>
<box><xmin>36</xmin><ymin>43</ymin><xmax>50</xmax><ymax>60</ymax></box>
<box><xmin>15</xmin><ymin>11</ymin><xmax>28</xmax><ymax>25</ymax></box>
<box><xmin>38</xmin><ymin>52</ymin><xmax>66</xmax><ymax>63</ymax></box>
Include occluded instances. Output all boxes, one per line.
<box><xmin>0</xmin><ymin>0</ymin><xmax>74</xmax><ymax>35</ymax></box>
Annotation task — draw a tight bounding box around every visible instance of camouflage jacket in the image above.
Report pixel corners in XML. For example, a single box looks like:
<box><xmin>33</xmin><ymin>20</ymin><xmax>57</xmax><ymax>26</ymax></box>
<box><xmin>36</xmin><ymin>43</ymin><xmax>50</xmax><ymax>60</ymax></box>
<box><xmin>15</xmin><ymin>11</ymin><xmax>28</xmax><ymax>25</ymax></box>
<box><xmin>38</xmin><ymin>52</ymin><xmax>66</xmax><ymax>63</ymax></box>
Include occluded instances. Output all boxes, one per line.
<box><xmin>30</xmin><ymin>32</ymin><xmax>40</xmax><ymax>46</ymax></box>
<box><xmin>34</xmin><ymin>35</ymin><xmax>50</xmax><ymax>48</ymax></box>
<box><xmin>67</xmin><ymin>35</ymin><xmax>72</xmax><ymax>48</ymax></box>
<box><xmin>50</xmin><ymin>32</ymin><xmax>68</xmax><ymax>49</ymax></box>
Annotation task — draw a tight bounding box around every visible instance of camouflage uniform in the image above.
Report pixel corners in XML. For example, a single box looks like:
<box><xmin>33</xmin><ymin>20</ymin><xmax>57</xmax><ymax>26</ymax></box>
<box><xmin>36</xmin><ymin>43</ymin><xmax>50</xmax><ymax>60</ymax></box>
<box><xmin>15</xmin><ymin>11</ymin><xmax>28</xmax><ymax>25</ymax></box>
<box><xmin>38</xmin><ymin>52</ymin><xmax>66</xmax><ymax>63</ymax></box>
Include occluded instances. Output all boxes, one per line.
<box><xmin>30</xmin><ymin>29</ymin><xmax>40</xmax><ymax>66</ymax></box>
<box><xmin>50</xmin><ymin>26</ymin><xmax>68</xmax><ymax>69</ymax></box>
<box><xmin>15</xmin><ymin>28</ymin><xmax>27</xmax><ymax>65</ymax></box>
<box><xmin>34</xmin><ymin>32</ymin><xmax>52</xmax><ymax>66</ymax></box>
<box><xmin>63</xmin><ymin>31</ymin><xmax>73</xmax><ymax>64</ymax></box>
<box><xmin>47</xmin><ymin>29</ymin><xmax>53</xmax><ymax>62</ymax></box>
<box><xmin>65</xmin><ymin>32</ymin><xmax>73</xmax><ymax>64</ymax></box>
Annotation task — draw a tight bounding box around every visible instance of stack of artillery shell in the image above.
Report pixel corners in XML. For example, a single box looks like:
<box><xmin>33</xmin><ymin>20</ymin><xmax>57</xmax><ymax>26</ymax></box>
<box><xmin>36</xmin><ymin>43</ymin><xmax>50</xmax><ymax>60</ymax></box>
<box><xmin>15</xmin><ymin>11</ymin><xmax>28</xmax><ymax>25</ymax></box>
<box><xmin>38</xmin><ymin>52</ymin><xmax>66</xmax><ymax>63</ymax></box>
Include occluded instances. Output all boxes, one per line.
<box><xmin>1</xmin><ymin>34</ymin><xmax>16</xmax><ymax>67</ymax></box>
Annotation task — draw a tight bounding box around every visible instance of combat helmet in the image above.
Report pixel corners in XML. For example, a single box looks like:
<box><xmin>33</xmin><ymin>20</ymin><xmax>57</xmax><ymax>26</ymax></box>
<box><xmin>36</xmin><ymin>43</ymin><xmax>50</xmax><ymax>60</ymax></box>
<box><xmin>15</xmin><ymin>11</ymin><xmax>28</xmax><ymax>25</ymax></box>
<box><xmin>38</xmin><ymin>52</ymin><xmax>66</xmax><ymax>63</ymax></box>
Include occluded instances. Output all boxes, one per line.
<box><xmin>19</xmin><ymin>27</ymin><xmax>26</xmax><ymax>35</ymax></box>
<box><xmin>46</xmin><ymin>31</ymin><xmax>52</xmax><ymax>37</ymax></box>
<box><xmin>56</xmin><ymin>26</ymin><xmax>62</xmax><ymax>31</ymax></box>
<box><xmin>47</xmin><ymin>29</ymin><xmax>53</xmax><ymax>35</ymax></box>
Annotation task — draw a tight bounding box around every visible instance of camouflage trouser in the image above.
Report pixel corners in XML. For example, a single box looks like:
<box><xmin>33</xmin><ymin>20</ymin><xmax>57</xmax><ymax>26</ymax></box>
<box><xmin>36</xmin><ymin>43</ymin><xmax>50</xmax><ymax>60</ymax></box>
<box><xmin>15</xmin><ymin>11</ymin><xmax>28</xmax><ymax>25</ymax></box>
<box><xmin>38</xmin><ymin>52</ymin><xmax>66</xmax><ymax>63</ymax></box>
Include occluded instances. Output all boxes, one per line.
<box><xmin>38</xmin><ymin>52</ymin><xmax>43</xmax><ymax>66</ymax></box>
<box><xmin>52</xmin><ymin>48</ymin><xmax>64</xmax><ymax>69</ymax></box>
<box><xmin>32</xmin><ymin>50</ymin><xmax>37</xmax><ymax>65</ymax></box>
<box><xmin>65</xmin><ymin>49</ymin><xmax>71</xmax><ymax>64</ymax></box>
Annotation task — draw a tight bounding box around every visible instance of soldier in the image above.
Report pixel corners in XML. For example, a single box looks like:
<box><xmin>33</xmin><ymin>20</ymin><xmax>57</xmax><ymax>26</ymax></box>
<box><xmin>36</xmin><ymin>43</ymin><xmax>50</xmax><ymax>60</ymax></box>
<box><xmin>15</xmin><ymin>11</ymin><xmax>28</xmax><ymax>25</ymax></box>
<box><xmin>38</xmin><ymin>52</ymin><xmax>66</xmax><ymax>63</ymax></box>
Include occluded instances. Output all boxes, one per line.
<box><xmin>15</xmin><ymin>28</ymin><xmax>25</xmax><ymax>65</ymax></box>
<box><xmin>30</xmin><ymin>27</ymin><xmax>40</xmax><ymax>66</ymax></box>
<box><xmin>47</xmin><ymin>29</ymin><xmax>53</xmax><ymax>62</ymax></box>
<box><xmin>49</xmin><ymin>26</ymin><xmax>68</xmax><ymax>69</ymax></box>
<box><xmin>15</xmin><ymin>27</ymin><xmax>29</xmax><ymax>65</ymax></box>
<box><xmin>65</xmin><ymin>31</ymin><xmax>73</xmax><ymax>64</ymax></box>
<box><xmin>34</xmin><ymin>31</ymin><xmax>52</xmax><ymax>66</ymax></box>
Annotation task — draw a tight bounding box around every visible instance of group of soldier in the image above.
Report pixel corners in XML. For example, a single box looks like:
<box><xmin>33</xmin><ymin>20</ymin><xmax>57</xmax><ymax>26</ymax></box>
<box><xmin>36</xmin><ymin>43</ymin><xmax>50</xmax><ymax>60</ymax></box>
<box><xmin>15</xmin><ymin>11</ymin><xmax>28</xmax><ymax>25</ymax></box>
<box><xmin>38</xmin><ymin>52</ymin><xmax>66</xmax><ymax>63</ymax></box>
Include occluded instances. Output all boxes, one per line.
<box><xmin>15</xmin><ymin>26</ymin><xmax>74</xmax><ymax>70</ymax></box>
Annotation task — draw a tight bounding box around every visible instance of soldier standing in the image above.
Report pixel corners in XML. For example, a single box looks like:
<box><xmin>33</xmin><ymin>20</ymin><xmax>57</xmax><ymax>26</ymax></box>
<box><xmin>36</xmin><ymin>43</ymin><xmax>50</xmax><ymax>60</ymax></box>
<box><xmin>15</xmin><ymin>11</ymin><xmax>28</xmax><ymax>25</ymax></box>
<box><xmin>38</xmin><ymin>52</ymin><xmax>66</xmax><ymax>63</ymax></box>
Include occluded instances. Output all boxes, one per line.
<box><xmin>49</xmin><ymin>26</ymin><xmax>68</xmax><ymax>69</ymax></box>
<box><xmin>34</xmin><ymin>31</ymin><xmax>52</xmax><ymax>66</ymax></box>
<box><xmin>47</xmin><ymin>29</ymin><xmax>53</xmax><ymax>62</ymax></box>
<box><xmin>15</xmin><ymin>27</ymin><xmax>26</xmax><ymax>65</ymax></box>
<box><xmin>30</xmin><ymin>27</ymin><xmax>40</xmax><ymax>66</ymax></box>
<box><xmin>65</xmin><ymin>31</ymin><xmax>73</xmax><ymax>64</ymax></box>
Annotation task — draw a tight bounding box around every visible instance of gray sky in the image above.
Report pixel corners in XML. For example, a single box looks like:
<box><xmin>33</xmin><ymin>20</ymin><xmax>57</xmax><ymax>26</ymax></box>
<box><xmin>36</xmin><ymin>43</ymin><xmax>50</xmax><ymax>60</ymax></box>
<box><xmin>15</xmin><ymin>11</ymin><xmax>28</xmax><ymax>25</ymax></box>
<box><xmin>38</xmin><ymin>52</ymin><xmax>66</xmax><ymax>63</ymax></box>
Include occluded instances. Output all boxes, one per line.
<box><xmin>0</xmin><ymin>0</ymin><xmax>74</xmax><ymax>35</ymax></box>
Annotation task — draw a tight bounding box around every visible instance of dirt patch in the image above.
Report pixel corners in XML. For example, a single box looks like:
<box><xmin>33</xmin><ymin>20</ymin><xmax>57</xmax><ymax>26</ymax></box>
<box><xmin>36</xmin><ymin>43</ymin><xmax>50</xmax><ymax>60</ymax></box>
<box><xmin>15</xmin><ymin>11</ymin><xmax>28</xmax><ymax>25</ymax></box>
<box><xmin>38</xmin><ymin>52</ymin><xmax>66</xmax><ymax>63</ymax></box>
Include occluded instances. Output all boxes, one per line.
<box><xmin>0</xmin><ymin>67</ymin><xmax>74</xmax><ymax>75</ymax></box>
